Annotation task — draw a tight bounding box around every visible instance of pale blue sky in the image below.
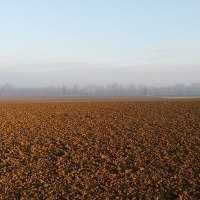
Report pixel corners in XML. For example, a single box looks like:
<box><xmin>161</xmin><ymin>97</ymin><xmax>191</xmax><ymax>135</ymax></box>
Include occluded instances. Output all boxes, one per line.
<box><xmin>0</xmin><ymin>0</ymin><xmax>200</xmax><ymax>87</ymax></box>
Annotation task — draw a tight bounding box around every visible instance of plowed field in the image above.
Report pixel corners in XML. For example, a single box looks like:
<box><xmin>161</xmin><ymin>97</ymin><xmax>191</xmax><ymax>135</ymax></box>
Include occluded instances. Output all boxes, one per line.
<box><xmin>0</xmin><ymin>99</ymin><xmax>200</xmax><ymax>199</ymax></box>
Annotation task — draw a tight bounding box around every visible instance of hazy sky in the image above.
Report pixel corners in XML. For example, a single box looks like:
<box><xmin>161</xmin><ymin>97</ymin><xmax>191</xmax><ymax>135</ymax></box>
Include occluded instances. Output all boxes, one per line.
<box><xmin>0</xmin><ymin>0</ymin><xmax>200</xmax><ymax>87</ymax></box>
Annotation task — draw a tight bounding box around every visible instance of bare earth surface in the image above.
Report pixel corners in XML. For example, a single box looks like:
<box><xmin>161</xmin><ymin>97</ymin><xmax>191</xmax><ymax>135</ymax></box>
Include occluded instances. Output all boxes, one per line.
<box><xmin>0</xmin><ymin>99</ymin><xmax>200</xmax><ymax>199</ymax></box>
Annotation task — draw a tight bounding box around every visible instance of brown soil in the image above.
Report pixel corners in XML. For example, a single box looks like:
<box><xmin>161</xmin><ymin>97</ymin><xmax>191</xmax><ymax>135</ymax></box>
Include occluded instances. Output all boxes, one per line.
<box><xmin>0</xmin><ymin>99</ymin><xmax>200</xmax><ymax>199</ymax></box>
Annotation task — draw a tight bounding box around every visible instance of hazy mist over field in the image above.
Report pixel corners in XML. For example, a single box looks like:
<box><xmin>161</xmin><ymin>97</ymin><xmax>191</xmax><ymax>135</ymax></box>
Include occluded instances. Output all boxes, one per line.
<box><xmin>0</xmin><ymin>1</ymin><xmax>200</xmax><ymax>88</ymax></box>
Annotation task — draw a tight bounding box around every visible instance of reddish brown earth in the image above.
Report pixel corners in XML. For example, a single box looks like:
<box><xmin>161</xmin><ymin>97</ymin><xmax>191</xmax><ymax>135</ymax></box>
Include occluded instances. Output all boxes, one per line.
<box><xmin>0</xmin><ymin>99</ymin><xmax>200</xmax><ymax>199</ymax></box>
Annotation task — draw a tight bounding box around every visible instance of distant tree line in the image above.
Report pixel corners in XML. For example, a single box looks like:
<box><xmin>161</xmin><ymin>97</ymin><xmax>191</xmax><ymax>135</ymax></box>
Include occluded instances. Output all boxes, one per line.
<box><xmin>0</xmin><ymin>82</ymin><xmax>200</xmax><ymax>96</ymax></box>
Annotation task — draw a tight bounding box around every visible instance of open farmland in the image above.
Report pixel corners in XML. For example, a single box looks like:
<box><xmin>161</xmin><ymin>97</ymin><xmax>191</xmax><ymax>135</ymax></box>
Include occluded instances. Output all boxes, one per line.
<box><xmin>0</xmin><ymin>99</ymin><xmax>200</xmax><ymax>199</ymax></box>
<box><xmin>0</xmin><ymin>95</ymin><xmax>159</xmax><ymax>103</ymax></box>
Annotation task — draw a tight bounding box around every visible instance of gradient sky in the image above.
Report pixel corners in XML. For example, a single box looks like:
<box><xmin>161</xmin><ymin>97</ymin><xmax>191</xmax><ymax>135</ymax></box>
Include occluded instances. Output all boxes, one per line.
<box><xmin>0</xmin><ymin>0</ymin><xmax>200</xmax><ymax>87</ymax></box>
